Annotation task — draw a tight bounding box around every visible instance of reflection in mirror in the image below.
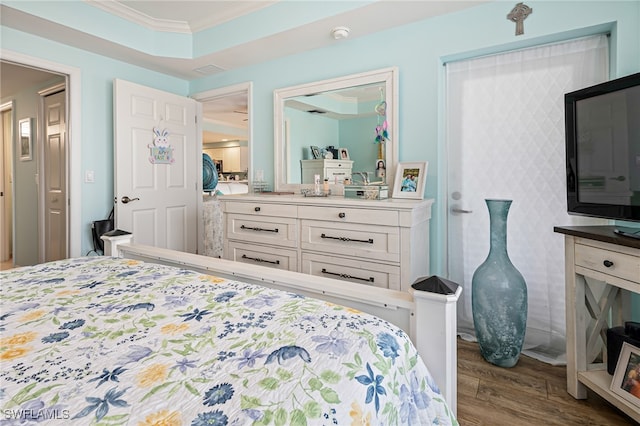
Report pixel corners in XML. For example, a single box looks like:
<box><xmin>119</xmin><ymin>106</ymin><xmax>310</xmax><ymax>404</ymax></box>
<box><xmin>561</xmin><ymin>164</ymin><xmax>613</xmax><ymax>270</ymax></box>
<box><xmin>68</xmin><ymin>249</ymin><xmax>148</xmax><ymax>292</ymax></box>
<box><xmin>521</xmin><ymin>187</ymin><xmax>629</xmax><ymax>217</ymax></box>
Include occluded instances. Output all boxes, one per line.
<box><xmin>274</xmin><ymin>68</ymin><xmax>397</xmax><ymax>193</ymax></box>
<box><xmin>285</xmin><ymin>82</ymin><xmax>385</xmax><ymax>184</ymax></box>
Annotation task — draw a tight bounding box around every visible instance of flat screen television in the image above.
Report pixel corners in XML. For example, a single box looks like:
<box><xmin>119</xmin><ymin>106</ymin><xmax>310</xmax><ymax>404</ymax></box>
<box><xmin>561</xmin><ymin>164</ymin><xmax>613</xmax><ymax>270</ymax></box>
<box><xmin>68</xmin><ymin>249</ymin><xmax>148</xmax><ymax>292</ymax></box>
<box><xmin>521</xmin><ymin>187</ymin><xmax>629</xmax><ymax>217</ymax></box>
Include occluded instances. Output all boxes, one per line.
<box><xmin>564</xmin><ymin>72</ymin><xmax>640</xmax><ymax>227</ymax></box>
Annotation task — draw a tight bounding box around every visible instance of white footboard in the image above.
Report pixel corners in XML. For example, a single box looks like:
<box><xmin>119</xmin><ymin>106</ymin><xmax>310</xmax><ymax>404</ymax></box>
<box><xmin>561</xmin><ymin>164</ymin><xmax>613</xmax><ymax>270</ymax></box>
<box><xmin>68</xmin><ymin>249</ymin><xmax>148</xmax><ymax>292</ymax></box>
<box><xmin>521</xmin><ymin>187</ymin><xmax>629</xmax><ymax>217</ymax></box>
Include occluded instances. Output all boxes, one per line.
<box><xmin>103</xmin><ymin>235</ymin><xmax>460</xmax><ymax>414</ymax></box>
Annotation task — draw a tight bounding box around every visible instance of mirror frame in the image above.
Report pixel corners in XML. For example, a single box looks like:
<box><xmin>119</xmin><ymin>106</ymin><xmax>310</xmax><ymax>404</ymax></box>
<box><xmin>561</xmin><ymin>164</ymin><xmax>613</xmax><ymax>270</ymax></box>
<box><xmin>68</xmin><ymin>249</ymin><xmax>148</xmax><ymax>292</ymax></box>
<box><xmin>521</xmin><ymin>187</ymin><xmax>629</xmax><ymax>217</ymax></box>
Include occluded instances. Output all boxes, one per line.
<box><xmin>274</xmin><ymin>67</ymin><xmax>398</xmax><ymax>193</ymax></box>
<box><xmin>18</xmin><ymin>117</ymin><xmax>33</xmax><ymax>161</ymax></box>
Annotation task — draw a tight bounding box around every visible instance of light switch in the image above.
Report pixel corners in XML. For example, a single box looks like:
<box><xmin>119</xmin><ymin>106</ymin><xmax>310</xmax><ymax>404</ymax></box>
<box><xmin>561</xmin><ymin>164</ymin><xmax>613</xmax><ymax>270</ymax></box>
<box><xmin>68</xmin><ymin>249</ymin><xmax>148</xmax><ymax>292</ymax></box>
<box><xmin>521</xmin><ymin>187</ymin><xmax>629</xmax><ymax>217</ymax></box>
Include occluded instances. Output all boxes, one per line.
<box><xmin>85</xmin><ymin>170</ymin><xmax>95</xmax><ymax>183</ymax></box>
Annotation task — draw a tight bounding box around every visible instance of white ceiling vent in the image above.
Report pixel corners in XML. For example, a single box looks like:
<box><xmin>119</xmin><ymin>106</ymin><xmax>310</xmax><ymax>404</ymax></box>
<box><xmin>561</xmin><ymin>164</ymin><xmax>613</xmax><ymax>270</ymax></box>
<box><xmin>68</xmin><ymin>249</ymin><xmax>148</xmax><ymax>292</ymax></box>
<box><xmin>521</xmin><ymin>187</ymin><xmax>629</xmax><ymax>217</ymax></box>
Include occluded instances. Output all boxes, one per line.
<box><xmin>193</xmin><ymin>64</ymin><xmax>226</xmax><ymax>75</ymax></box>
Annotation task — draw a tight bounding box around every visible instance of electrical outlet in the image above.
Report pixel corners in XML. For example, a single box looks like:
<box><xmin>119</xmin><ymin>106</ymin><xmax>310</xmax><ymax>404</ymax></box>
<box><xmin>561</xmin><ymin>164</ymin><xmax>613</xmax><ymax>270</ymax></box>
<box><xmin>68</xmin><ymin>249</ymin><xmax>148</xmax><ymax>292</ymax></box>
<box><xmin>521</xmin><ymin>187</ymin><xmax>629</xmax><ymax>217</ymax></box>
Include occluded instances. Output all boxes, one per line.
<box><xmin>85</xmin><ymin>170</ymin><xmax>95</xmax><ymax>183</ymax></box>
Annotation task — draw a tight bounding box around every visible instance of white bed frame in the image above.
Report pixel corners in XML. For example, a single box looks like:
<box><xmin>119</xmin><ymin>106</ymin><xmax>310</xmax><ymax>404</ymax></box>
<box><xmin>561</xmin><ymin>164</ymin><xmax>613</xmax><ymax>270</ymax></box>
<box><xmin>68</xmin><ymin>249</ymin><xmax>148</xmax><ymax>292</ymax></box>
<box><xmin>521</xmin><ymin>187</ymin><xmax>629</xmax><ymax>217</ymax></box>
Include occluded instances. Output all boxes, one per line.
<box><xmin>103</xmin><ymin>234</ymin><xmax>461</xmax><ymax>414</ymax></box>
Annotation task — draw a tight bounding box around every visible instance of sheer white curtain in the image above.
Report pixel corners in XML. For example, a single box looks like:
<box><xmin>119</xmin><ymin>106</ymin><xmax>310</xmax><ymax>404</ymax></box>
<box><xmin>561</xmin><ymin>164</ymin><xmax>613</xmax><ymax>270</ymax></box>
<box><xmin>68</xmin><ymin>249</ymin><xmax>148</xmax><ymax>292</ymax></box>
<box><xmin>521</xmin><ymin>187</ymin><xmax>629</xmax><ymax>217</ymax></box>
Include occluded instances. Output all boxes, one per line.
<box><xmin>446</xmin><ymin>35</ymin><xmax>609</xmax><ymax>364</ymax></box>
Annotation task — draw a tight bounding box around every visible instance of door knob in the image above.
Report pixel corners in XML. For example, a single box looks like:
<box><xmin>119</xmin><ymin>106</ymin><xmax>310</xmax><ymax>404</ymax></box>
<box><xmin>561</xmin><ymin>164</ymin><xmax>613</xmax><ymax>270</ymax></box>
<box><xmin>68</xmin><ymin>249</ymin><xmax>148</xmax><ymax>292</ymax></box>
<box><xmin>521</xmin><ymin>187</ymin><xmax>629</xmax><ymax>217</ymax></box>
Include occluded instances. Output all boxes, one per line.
<box><xmin>451</xmin><ymin>207</ymin><xmax>473</xmax><ymax>214</ymax></box>
<box><xmin>121</xmin><ymin>196</ymin><xmax>140</xmax><ymax>204</ymax></box>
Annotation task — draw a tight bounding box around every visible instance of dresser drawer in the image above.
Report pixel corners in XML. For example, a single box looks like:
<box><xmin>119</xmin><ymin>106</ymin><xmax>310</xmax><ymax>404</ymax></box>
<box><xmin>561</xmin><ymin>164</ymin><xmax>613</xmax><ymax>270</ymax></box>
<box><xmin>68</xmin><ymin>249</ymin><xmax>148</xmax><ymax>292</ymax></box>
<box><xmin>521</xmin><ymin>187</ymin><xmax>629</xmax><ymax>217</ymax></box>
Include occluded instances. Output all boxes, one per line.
<box><xmin>325</xmin><ymin>168</ymin><xmax>351</xmax><ymax>181</ymax></box>
<box><xmin>226</xmin><ymin>214</ymin><xmax>298</xmax><ymax>248</ymax></box>
<box><xmin>301</xmin><ymin>253</ymin><xmax>400</xmax><ymax>290</ymax></box>
<box><xmin>575</xmin><ymin>243</ymin><xmax>640</xmax><ymax>283</ymax></box>
<box><xmin>298</xmin><ymin>205</ymin><xmax>398</xmax><ymax>226</ymax></box>
<box><xmin>224</xmin><ymin>201</ymin><xmax>297</xmax><ymax>218</ymax></box>
<box><xmin>300</xmin><ymin>220</ymin><xmax>399</xmax><ymax>262</ymax></box>
<box><xmin>226</xmin><ymin>241</ymin><xmax>297</xmax><ymax>271</ymax></box>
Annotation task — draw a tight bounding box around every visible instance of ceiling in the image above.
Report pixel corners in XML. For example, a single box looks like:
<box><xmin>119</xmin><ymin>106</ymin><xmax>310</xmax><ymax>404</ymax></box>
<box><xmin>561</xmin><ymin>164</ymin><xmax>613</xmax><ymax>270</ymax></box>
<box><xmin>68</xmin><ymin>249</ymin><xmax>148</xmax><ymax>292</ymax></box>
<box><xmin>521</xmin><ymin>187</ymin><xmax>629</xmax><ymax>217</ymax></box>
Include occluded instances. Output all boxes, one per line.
<box><xmin>1</xmin><ymin>1</ymin><xmax>486</xmax><ymax>80</ymax></box>
<box><xmin>1</xmin><ymin>1</ymin><xmax>486</xmax><ymax>141</ymax></box>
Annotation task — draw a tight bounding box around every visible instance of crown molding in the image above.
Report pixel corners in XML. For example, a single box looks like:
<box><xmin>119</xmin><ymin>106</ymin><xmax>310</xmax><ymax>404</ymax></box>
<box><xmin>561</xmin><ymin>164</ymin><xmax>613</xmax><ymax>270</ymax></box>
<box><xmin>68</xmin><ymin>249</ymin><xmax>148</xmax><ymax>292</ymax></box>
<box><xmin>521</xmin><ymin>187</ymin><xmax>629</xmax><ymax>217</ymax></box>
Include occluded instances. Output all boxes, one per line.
<box><xmin>84</xmin><ymin>0</ymin><xmax>191</xmax><ymax>33</ymax></box>
<box><xmin>83</xmin><ymin>0</ymin><xmax>278</xmax><ymax>34</ymax></box>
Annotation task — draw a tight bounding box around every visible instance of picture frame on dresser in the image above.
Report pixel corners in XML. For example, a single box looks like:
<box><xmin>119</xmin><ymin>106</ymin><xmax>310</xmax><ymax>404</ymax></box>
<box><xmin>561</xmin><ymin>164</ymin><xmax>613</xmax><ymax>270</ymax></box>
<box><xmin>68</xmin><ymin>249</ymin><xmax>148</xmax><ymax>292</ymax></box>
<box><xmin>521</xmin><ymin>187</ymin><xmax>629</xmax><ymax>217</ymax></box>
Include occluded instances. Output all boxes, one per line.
<box><xmin>393</xmin><ymin>161</ymin><xmax>427</xmax><ymax>199</ymax></box>
<box><xmin>310</xmin><ymin>146</ymin><xmax>321</xmax><ymax>159</ymax></box>
<box><xmin>610</xmin><ymin>342</ymin><xmax>640</xmax><ymax>408</ymax></box>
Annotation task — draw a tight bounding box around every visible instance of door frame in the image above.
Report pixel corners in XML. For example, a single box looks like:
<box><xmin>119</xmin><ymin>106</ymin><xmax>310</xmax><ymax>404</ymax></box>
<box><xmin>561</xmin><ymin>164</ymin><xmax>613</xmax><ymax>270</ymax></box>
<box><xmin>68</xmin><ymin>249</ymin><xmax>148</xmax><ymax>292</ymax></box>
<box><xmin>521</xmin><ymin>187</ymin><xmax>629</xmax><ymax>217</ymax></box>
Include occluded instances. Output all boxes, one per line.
<box><xmin>1</xmin><ymin>49</ymin><xmax>82</xmax><ymax>258</ymax></box>
<box><xmin>0</xmin><ymin>101</ymin><xmax>14</xmax><ymax>264</ymax></box>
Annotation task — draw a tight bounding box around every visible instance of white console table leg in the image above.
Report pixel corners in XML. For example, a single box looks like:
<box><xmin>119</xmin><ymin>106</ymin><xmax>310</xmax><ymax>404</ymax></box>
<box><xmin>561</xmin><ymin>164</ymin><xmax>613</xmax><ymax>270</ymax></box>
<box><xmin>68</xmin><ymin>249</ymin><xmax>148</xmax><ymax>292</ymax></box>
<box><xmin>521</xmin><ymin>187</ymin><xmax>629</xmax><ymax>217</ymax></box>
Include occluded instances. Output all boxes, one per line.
<box><xmin>566</xmin><ymin>267</ymin><xmax>588</xmax><ymax>399</ymax></box>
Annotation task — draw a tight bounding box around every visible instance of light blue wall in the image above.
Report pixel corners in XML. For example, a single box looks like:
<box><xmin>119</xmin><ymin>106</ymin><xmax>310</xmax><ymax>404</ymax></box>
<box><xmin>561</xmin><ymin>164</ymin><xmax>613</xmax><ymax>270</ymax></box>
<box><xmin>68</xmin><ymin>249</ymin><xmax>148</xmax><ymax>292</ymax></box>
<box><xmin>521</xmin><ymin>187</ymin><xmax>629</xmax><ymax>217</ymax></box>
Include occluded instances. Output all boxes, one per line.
<box><xmin>286</xmin><ymin>108</ymin><xmax>338</xmax><ymax>182</ymax></box>
<box><xmin>340</xmin><ymin>116</ymin><xmax>379</xmax><ymax>174</ymax></box>
<box><xmin>284</xmin><ymin>109</ymin><xmax>375</xmax><ymax>182</ymax></box>
<box><xmin>2</xmin><ymin>1</ymin><xmax>639</xmax><ymax>279</ymax></box>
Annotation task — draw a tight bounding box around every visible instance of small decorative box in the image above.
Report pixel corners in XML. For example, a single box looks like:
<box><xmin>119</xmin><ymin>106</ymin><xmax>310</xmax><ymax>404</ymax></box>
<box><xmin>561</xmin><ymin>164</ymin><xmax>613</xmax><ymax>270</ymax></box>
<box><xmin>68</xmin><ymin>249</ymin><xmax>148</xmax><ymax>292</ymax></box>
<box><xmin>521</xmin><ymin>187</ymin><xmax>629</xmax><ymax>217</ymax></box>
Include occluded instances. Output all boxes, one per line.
<box><xmin>344</xmin><ymin>185</ymin><xmax>388</xmax><ymax>200</ymax></box>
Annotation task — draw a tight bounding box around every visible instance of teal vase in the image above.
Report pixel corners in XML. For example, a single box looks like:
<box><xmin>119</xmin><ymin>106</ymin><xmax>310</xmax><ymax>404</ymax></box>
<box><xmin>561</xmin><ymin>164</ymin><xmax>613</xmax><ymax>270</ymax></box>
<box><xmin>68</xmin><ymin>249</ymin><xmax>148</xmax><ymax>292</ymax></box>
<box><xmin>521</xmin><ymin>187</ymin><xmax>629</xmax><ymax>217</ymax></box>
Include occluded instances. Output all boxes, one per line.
<box><xmin>472</xmin><ymin>199</ymin><xmax>527</xmax><ymax>368</ymax></box>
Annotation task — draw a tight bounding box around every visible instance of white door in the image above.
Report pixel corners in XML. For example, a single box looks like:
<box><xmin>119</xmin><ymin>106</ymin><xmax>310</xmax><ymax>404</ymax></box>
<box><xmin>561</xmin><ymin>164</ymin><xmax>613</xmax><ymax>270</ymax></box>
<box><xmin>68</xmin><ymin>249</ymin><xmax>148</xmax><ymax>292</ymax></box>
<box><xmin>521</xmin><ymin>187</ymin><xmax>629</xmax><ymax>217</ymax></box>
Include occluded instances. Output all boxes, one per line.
<box><xmin>114</xmin><ymin>79</ymin><xmax>199</xmax><ymax>253</ymax></box>
<box><xmin>43</xmin><ymin>90</ymin><xmax>67</xmax><ymax>261</ymax></box>
<box><xmin>445</xmin><ymin>35</ymin><xmax>608</xmax><ymax>362</ymax></box>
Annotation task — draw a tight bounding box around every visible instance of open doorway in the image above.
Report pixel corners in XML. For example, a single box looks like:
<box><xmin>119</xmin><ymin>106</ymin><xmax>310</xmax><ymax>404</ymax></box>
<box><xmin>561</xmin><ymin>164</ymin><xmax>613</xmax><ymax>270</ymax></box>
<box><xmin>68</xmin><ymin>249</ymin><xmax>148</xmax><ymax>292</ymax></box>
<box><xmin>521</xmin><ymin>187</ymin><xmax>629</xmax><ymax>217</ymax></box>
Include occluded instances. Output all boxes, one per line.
<box><xmin>0</xmin><ymin>59</ymin><xmax>69</xmax><ymax>266</ymax></box>
<box><xmin>193</xmin><ymin>83</ymin><xmax>251</xmax><ymax>257</ymax></box>
<box><xmin>195</xmin><ymin>82</ymin><xmax>252</xmax><ymax>194</ymax></box>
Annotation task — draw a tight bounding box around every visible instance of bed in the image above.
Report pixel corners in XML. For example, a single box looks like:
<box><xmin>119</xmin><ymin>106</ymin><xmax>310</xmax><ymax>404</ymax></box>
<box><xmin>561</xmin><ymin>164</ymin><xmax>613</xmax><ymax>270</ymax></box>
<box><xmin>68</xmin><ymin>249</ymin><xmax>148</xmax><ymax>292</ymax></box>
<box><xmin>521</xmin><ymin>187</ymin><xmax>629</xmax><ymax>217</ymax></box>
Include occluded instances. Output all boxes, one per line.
<box><xmin>1</xmin><ymin>249</ymin><xmax>459</xmax><ymax>425</ymax></box>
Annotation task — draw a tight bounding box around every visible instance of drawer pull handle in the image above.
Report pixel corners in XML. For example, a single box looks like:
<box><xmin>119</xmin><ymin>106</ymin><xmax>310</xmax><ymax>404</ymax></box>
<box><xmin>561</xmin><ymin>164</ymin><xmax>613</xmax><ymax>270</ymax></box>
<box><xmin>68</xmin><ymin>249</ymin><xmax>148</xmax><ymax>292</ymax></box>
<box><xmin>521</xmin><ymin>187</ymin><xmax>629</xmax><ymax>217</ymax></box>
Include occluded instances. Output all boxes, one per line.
<box><xmin>603</xmin><ymin>260</ymin><xmax>614</xmax><ymax>268</ymax></box>
<box><xmin>254</xmin><ymin>206</ymin><xmax>261</xmax><ymax>212</ymax></box>
<box><xmin>338</xmin><ymin>212</ymin><xmax>346</xmax><ymax>218</ymax></box>
<box><xmin>321</xmin><ymin>233</ymin><xmax>373</xmax><ymax>244</ymax></box>
<box><xmin>321</xmin><ymin>268</ymin><xmax>374</xmax><ymax>283</ymax></box>
<box><xmin>242</xmin><ymin>254</ymin><xmax>280</xmax><ymax>265</ymax></box>
<box><xmin>241</xmin><ymin>225</ymin><xmax>279</xmax><ymax>233</ymax></box>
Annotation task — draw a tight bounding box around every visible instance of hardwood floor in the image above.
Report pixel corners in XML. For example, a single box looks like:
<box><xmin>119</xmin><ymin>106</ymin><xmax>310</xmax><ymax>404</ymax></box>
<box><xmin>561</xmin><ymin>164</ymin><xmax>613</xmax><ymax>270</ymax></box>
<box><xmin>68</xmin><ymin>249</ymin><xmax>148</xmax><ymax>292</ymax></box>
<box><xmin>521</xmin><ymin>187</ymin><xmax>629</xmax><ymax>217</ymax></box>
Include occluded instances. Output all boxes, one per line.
<box><xmin>457</xmin><ymin>338</ymin><xmax>637</xmax><ymax>425</ymax></box>
<box><xmin>0</xmin><ymin>258</ymin><xmax>14</xmax><ymax>270</ymax></box>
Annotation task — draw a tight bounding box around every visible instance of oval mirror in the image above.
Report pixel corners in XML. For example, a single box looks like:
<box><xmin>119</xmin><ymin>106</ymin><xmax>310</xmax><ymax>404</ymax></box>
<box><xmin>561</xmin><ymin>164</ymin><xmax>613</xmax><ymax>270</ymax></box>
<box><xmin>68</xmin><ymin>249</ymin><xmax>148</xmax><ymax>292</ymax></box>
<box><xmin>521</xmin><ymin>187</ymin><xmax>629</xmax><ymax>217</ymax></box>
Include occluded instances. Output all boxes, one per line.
<box><xmin>274</xmin><ymin>67</ymin><xmax>398</xmax><ymax>193</ymax></box>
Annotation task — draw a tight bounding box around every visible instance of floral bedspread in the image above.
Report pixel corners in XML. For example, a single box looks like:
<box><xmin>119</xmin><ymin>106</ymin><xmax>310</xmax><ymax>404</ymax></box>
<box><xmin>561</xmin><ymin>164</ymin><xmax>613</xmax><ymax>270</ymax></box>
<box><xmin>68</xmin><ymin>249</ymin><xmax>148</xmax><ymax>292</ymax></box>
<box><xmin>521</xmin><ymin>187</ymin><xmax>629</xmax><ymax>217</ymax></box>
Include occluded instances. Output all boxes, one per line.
<box><xmin>0</xmin><ymin>257</ymin><xmax>457</xmax><ymax>425</ymax></box>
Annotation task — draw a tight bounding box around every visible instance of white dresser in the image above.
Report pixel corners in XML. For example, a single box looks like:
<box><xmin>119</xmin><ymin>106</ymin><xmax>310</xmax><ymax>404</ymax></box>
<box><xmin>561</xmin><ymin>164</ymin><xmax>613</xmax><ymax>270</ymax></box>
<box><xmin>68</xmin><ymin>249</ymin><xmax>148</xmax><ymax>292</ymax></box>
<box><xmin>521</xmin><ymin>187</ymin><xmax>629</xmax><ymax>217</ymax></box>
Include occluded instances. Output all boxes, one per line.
<box><xmin>220</xmin><ymin>194</ymin><xmax>433</xmax><ymax>292</ymax></box>
<box><xmin>300</xmin><ymin>159</ymin><xmax>353</xmax><ymax>184</ymax></box>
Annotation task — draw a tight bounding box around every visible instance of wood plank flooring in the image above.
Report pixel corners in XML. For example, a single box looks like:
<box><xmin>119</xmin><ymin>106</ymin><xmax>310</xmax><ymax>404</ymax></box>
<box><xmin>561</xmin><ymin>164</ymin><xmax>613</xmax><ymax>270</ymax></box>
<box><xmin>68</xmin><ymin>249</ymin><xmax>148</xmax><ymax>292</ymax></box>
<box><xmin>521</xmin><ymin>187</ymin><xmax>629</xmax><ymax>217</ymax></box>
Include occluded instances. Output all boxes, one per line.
<box><xmin>1</xmin><ymin>258</ymin><xmax>14</xmax><ymax>270</ymax></box>
<box><xmin>457</xmin><ymin>338</ymin><xmax>637</xmax><ymax>425</ymax></box>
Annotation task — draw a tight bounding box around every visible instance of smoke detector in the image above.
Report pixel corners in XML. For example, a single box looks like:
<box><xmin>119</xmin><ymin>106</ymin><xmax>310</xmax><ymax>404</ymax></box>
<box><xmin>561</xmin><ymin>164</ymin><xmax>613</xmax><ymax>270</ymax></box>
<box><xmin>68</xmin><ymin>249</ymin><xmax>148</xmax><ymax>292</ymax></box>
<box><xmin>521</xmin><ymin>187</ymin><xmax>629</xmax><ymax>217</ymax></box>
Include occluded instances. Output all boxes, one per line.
<box><xmin>331</xmin><ymin>26</ymin><xmax>350</xmax><ymax>40</ymax></box>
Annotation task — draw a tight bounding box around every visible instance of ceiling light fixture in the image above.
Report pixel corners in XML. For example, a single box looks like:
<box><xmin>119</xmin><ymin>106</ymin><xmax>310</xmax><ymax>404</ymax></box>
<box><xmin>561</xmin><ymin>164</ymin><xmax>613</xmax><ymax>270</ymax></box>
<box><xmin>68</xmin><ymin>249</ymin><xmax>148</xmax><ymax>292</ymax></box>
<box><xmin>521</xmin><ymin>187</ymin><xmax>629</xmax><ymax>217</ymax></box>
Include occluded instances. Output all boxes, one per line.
<box><xmin>331</xmin><ymin>26</ymin><xmax>350</xmax><ymax>40</ymax></box>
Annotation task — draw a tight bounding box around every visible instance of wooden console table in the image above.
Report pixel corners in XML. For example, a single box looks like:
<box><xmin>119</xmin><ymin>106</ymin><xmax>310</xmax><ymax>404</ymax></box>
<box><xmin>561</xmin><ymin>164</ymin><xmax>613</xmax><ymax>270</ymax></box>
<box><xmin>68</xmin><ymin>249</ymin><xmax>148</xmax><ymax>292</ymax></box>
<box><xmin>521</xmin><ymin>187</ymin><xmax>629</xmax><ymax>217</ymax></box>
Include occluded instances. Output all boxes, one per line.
<box><xmin>554</xmin><ymin>226</ymin><xmax>640</xmax><ymax>422</ymax></box>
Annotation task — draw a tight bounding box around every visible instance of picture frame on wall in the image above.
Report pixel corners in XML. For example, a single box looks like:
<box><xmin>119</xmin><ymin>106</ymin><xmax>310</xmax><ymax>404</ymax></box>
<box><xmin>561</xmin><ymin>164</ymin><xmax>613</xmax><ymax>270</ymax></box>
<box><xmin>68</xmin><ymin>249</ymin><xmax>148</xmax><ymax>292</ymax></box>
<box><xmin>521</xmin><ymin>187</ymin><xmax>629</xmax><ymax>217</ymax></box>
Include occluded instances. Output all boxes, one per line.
<box><xmin>610</xmin><ymin>342</ymin><xmax>640</xmax><ymax>408</ymax></box>
<box><xmin>310</xmin><ymin>146</ymin><xmax>320</xmax><ymax>159</ymax></box>
<box><xmin>18</xmin><ymin>118</ymin><xmax>33</xmax><ymax>161</ymax></box>
<box><xmin>392</xmin><ymin>161</ymin><xmax>427</xmax><ymax>199</ymax></box>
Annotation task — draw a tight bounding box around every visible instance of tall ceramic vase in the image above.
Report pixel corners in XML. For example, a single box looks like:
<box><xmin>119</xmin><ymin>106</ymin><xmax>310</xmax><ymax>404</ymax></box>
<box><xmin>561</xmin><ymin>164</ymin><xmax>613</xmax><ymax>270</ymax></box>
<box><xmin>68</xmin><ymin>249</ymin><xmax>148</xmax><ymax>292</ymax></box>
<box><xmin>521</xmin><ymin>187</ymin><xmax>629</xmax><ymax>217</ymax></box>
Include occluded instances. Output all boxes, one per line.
<box><xmin>472</xmin><ymin>199</ymin><xmax>527</xmax><ymax>368</ymax></box>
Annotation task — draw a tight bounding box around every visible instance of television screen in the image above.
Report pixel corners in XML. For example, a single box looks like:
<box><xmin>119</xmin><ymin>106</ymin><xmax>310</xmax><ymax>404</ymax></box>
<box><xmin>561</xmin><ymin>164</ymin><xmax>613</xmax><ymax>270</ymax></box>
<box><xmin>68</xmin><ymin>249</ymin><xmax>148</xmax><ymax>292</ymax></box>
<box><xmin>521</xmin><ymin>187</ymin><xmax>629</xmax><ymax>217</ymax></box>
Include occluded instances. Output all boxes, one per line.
<box><xmin>565</xmin><ymin>72</ymin><xmax>640</xmax><ymax>222</ymax></box>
